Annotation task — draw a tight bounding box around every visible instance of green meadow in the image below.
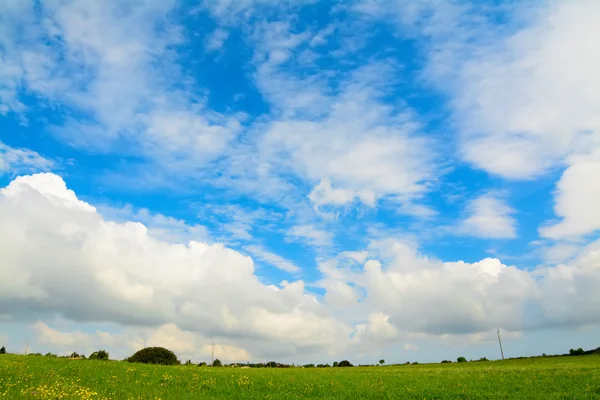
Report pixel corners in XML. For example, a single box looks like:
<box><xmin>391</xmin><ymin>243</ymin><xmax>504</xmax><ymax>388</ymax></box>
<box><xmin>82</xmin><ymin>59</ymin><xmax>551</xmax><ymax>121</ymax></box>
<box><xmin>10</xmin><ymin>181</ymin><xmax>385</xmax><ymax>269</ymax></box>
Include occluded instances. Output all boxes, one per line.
<box><xmin>1</xmin><ymin>354</ymin><xmax>600</xmax><ymax>399</ymax></box>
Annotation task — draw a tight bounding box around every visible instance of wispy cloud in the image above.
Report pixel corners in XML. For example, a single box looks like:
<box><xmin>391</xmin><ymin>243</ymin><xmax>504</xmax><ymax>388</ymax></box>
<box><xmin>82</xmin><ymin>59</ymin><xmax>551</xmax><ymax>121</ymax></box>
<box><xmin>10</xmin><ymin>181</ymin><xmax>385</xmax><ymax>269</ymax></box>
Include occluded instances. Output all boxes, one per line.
<box><xmin>0</xmin><ymin>142</ymin><xmax>55</xmax><ymax>175</ymax></box>
<box><xmin>245</xmin><ymin>244</ymin><xmax>301</xmax><ymax>273</ymax></box>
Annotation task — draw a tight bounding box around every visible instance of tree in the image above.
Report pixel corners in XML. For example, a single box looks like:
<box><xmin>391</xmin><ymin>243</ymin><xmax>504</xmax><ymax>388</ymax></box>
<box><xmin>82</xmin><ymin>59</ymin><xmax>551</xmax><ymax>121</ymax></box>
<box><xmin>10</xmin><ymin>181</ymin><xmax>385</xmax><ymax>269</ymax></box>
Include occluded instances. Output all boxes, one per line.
<box><xmin>332</xmin><ymin>361</ymin><xmax>339</xmax><ymax>367</ymax></box>
<box><xmin>198</xmin><ymin>361</ymin><xmax>207</xmax><ymax>367</ymax></box>
<box><xmin>127</xmin><ymin>347</ymin><xmax>178</xmax><ymax>365</ymax></box>
<box><xmin>70</xmin><ymin>352</ymin><xmax>80</xmax><ymax>358</ymax></box>
<box><xmin>89</xmin><ymin>350</ymin><xmax>109</xmax><ymax>361</ymax></box>
<box><xmin>337</xmin><ymin>360</ymin><xmax>353</xmax><ymax>367</ymax></box>
<box><xmin>212</xmin><ymin>358</ymin><xmax>222</xmax><ymax>367</ymax></box>
<box><xmin>379</xmin><ymin>359</ymin><xmax>385</xmax><ymax>366</ymax></box>
<box><xmin>457</xmin><ymin>356</ymin><xmax>467</xmax><ymax>363</ymax></box>
<box><xmin>0</xmin><ymin>346</ymin><xmax>6</xmax><ymax>355</ymax></box>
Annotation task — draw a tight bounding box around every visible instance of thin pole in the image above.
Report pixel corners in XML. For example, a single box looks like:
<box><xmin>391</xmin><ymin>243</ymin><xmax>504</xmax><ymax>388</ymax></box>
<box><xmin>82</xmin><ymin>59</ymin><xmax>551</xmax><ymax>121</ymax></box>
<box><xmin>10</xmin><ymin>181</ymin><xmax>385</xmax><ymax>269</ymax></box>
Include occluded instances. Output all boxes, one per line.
<box><xmin>497</xmin><ymin>329</ymin><xmax>505</xmax><ymax>360</ymax></box>
<box><xmin>211</xmin><ymin>342</ymin><xmax>215</xmax><ymax>366</ymax></box>
<box><xmin>24</xmin><ymin>340</ymin><xmax>30</xmax><ymax>355</ymax></box>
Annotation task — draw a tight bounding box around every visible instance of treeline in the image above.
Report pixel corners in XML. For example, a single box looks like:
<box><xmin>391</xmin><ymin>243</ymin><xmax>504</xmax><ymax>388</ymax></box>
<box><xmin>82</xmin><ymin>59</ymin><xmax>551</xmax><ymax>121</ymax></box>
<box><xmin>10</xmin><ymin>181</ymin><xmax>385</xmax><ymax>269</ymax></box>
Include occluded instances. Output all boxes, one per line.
<box><xmin>2</xmin><ymin>345</ymin><xmax>599</xmax><ymax>366</ymax></box>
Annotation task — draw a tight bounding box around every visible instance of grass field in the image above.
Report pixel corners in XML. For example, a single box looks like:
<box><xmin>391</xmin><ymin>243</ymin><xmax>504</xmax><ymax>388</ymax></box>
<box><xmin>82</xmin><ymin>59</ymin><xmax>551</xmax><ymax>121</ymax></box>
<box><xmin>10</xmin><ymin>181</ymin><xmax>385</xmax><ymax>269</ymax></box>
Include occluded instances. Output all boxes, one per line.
<box><xmin>1</xmin><ymin>354</ymin><xmax>600</xmax><ymax>399</ymax></box>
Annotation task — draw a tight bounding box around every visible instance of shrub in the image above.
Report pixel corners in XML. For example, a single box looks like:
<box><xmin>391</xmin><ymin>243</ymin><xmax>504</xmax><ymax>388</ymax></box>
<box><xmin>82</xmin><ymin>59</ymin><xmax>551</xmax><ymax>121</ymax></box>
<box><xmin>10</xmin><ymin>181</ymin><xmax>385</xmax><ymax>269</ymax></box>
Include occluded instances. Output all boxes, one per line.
<box><xmin>89</xmin><ymin>350</ymin><xmax>109</xmax><ymax>361</ymax></box>
<box><xmin>338</xmin><ymin>360</ymin><xmax>353</xmax><ymax>367</ymax></box>
<box><xmin>198</xmin><ymin>362</ymin><xmax>207</xmax><ymax>367</ymax></box>
<box><xmin>457</xmin><ymin>356</ymin><xmax>467</xmax><ymax>363</ymax></box>
<box><xmin>569</xmin><ymin>348</ymin><xmax>585</xmax><ymax>356</ymax></box>
<box><xmin>127</xmin><ymin>347</ymin><xmax>178</xmax><ymax>365</ymax></box>
<box><xmin>266</xmin><ymin>361</ymin><xmax>278</xmax><ymax>368</ymax></box>
<box><xmin>478</xmin><ymin>357</ymin><xmax>489</xmax><ymax>362</ymax></box>
<box><xmin>332</xmin><ymin>361</ymin><xmax>338</xmax><ymax>367</ymax></box>
<box><xmin>212</xmin><ymin>358</ymin><xmax>222</xmax><ymax>367</ymax></box>
<box><xmin>441</xmin><ymin>360</ymin><xmax>452</xmax><ymax>364</ymax></box>
<box><xmin>44</xmin><ymin>353</ymin><xmax>57</xmax><ymax>358</ymax></box>
<box><xmin>69</xmin><ymin>352</ymin><xmax>80</xmax><ymax>358</ymax></box>
<box><xmin>379</xmin><ymin>359</ymin><xmax>385</xmax><ymax>365</ymax></box>
<box><xmin>303</xmin><ymin>364</ymin><xmax>315</xmax><ymax>368</ymax></box>
<box><xmin>0</xmin><ymin>346</ymin><xmax>6</xmax><ymax>354</ymax></box>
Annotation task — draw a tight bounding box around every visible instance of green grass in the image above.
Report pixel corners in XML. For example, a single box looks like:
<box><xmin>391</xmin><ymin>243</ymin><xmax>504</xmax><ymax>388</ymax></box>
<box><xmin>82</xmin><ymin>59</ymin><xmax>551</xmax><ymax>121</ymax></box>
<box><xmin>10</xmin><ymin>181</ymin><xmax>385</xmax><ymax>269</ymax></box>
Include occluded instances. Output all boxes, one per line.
<box><xmin>1</xmin><ymin>354</ymin><xmax>600</xmax><ymax>399</ymax></box>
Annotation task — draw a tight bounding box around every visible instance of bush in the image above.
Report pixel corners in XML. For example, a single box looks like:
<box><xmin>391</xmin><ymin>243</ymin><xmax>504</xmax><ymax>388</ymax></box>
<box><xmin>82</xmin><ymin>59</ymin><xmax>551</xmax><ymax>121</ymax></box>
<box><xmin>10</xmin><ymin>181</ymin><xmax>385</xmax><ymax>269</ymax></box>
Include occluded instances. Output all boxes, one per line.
<box><xmin>337</xmin><ymin>360</ymin><xmax>353</xmax><ymax>367</ymax></box>
<box><xmin>127</xmin><ymin>347</ymin><xmax>178</xmax><ymax>365</ymax></box>
<box><xmin>44</xmin><ymin>353</ymin><xmax>57</xmax><ymax>358</ymax></box>
<box><xmin>457</xmin><ymin>356</ymin><xmax>467</xmax><ymax>363</ymax></box>
<box><xmin>379</xmin><ymin>359</ymin><xmax>385</xmax><ymax>365</ymax></box>
<box><xmin>212</xmin><ymin>358</ymin><xmax>222</xmax><ymax>367</ymax></box>
<box><xmin>89</xmin><ymin>350</ymin><xmax>109</xmax><ymax>361</ymax></box>
<box><xmin>198</xmin><ymin>362</ymin><xmax>207</xmax><ymax>367</ymax></box>
<box><xmin>569</xmin><ymin>348</ymin><xmax>585</xmax><ymax>356</ymax></box>
<box><xmin>0</xmin><ymin>346</ymin><xmax>6</xmax><ymax>355</ymax></box>
<box><xmin>332</xmin><ymin>361</ymin><xmax>338</xmax><ymax>367</ymax></box>
<box><xmin>441</xmin><ymin>360</ymin><xmax>452</xmax><ymax>364</ymax></box>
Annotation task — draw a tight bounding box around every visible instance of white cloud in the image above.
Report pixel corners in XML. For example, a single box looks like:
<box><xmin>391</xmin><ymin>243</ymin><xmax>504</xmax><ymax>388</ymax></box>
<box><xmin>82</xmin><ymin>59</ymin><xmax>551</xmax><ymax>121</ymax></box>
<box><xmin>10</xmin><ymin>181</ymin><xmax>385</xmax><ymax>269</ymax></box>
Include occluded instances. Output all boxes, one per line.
<box><xmin>539</xmin><ymin>153</ymin><xmax>600</xmax><ymax>239</ymax></box>
<box><xmin>211</xmin><ymin>21</ymin><xmax>439</xmax><ymax>211</ymax></box>
<box><xmin>308</xmin><ymin>178</ymin><xmax>376</xmax><ymax>208</ymax></box>
<box><xmin>0</xmin><ymin>143</ymin><xmax>55</xmax><ymax>175</ymax></box>
<box><xmin>205</xmin><ymin>28</ymin><xmax>229</xmax><ymax>52</ymax></box>
<box><xmin>0</xmin><ymin>173</ymin><xmax>349</xmax><ymax>359</ymax></box>
<box><xmin>1</xmin><ymin>0</ymin><xmax>241</xmax><ymax>175</ymax></box>
<box><xmin>319</xmin><ymin>238</ymin><xmax>600</xmax><ymax>337</ymax></box>
<box><xmin>245</xmin><ymin>244</ymin><xmax>301</xmax><ymax>273</ymax></box>
<box><xmin>286</xmin><ymin>224</ymin><xmax>333</xmax><ymax>248</ymax></box>
<box><xmin>2</xmin><ymin>174</ymin><xmax>600</xmax><ymax>360</ymax></box>
<box><xmin>99</xmin><ymin>204</ymin><xmax>211</xmax><ymax>244</ymax></box>
<box><xmin>445</xmin><ymin>2</ymin><xmax>600</xmax><ymax>180</ymax></box>
<box><xmin>33</xmin><ymin>322</ymin><xmax>94</xmax><ymax>348</ymax></box>
<box><xmin>458</xmin><ymin>192</ymin><xmax>517</xmax><ymax>239</ymax></box>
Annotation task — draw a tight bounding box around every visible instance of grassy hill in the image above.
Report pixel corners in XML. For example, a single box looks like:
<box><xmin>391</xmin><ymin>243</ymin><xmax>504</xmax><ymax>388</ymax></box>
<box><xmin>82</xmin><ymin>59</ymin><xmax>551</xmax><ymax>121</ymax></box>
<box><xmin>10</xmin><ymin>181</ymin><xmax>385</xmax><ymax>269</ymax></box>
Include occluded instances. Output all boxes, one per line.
<box><xmin>1</xmin><ymin>353</ymin><xmax>600</xmax><ymax>399</ymax></box>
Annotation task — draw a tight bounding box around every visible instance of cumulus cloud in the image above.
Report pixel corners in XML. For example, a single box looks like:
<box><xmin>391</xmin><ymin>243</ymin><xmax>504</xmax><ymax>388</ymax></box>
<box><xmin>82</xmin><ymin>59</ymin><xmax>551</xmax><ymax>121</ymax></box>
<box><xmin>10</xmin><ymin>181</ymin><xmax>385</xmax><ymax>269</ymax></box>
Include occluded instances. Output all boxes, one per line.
<box><xmin>2</xmin><ymin>174</ymin><xmax>600</xmax><ymax>360</ymax></box>
<box><xmin>319</xmin><ymin>238</ymin><xmax>600</xmax><ymax>337</ymax></box>
<box><xmin>0</xmin><ymin>173</ymin><xmax>350</xmax><ymax>359</ymax></box>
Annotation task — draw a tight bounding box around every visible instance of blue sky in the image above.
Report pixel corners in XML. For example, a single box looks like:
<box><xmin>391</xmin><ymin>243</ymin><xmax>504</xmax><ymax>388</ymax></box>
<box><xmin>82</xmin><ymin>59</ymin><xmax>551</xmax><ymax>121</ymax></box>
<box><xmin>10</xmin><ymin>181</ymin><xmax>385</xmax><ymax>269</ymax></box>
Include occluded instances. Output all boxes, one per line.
<box><xmin>1</xmin><ymin>0</ymin><xmax>600</xmax><ymax>364</ymax></box>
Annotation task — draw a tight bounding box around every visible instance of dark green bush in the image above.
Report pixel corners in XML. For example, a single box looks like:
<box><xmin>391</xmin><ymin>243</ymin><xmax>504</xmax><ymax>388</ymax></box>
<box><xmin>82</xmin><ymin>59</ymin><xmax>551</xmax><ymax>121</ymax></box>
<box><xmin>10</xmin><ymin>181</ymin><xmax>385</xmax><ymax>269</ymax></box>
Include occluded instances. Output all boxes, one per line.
<box><xmin>0</xmin><ymin>346</ymin><xmax>6</xmax><ymax>355</ymax></box>
<box><xmin>338</xmin><ymin>360</ymin><xmax>353</xmax><ymax>367</ymax></box>
<box><xmin>457</xmin><ymin>356</ymin><xmax>467</xmax><ymax>363</ymax></box>
<box><xmin>89</xmin><ymin>350</ymin><xmax>109</xmax><ymax>360</ymax></box>
<box><xmin>127</xmin><ymin>347</ymin><xmax>178</xmax><ymax>365</ymax></box>
<box><xmin>212</xmin><ymin>358</ymin><xmax>222</xmax><ymax>367</ymax></box>
<box><xmin>569</xmin><ymin>348</ymin><xmax>585</xmax><ymax>356</ymax></box>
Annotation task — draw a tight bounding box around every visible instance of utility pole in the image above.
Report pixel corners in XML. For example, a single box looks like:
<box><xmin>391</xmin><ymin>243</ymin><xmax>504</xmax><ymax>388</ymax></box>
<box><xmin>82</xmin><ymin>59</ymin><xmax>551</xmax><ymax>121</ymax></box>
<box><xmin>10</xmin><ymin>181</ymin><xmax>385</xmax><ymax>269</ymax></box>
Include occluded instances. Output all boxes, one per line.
<box><xmin>211</xmin><ymin>342</ymin><xmax>215</xmax><ymax>366</ymax></box>
<box><xmin>24</xmin><ymin>340</ymin><xmax>30</xmax><ymax>355</ymax></box>
<box><xmin>497</xmin><ymin>329</ymin><xmax>505</xmax><ymax>360</ymax></box>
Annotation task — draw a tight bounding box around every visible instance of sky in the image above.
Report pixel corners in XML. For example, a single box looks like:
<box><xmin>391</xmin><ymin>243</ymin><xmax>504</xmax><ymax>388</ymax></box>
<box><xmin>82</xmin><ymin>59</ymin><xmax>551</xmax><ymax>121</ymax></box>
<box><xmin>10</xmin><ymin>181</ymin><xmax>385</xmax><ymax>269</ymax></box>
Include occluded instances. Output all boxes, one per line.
<box><xmin>1</xmin><ymin>0</ymin><xmax>600</xmax><ymax>365</ymax></box>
